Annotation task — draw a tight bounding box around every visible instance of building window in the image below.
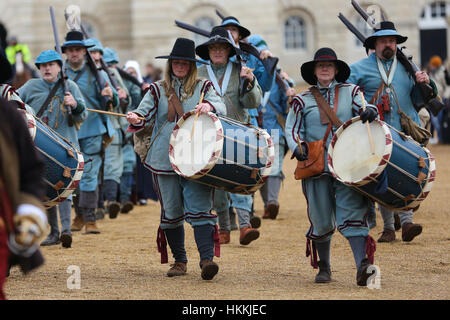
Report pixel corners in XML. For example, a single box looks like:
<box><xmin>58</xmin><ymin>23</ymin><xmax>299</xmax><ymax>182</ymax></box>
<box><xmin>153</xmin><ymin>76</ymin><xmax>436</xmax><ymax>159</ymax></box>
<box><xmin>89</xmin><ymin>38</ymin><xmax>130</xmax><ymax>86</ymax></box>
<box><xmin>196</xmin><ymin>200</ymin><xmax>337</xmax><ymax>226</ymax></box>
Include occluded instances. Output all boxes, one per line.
<box><xmin>194</xmin><ymin>16</ymin><xmax>215</xmax><ymax>46</ymax></box>
<box><xmin>284</xmin><ymin>16</ymin><xmax>306</xmax><ymax>50</ymax></box>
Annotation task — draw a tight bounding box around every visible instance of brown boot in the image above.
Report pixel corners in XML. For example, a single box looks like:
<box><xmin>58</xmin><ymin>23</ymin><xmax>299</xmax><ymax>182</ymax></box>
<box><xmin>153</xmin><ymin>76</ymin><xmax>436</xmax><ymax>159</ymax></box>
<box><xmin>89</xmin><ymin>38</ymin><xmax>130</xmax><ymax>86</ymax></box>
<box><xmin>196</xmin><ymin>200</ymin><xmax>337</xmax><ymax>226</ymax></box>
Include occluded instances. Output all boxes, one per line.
<box><xmin>71</xmin><ymin>215</ymin><xmax>85</xmax><ymax>232</ymax></box>
<box><xmin>167</xmin><ymin>261</ymin><xmax>187</xmax><ymax>277</ymax></box>
<box><xmin>402</xmin><ymin>223</ymin><xmax>422</xmax><ymax>242</ymax></box>
<box><xmin>394</xmin><ymin>213</ymin><xmax>401</xmax><ymax>231</ymax></box>
<box><xmin>266</xmin><ymin>201</ymin><xmax>279</xmax><ymax>220</ymax></box>
<box><xmin>84</xmin><ymin>221</ymin><xmax>101</xmax><ymax>234</ymax></box>
<box><xmin>262</xmin><ymin>207</ymin><xmax>271</xmax><ymax>219</ymax></box>
<box><xmin>377</xmin><ymin>229</ymin><xmax>395</xmax><ymax>243</ymax></box>
<box><xmin>200</xmin><ymin>260</ymin><xmax>219</xmax><ymax>280</ymax></box>
<box><xmin>219</xmin><ymin>230</ymin><xmax>230</xmax><ymax>244</ymax></box>
<box><xmin>239</xmin><ymin>226</ymin><xmax>260</xmax><ymax>245</ymax></box>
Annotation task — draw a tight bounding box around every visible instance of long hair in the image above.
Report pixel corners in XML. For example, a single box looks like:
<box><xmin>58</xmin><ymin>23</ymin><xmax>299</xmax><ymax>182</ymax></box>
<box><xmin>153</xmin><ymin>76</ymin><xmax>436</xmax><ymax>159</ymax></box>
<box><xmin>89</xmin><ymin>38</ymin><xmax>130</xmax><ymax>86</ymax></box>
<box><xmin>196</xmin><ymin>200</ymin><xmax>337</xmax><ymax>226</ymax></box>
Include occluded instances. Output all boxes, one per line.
<box><xmin>161</xmin><ymin>60</ymin><xmax>200</xmax><ymax>102</ymax></box>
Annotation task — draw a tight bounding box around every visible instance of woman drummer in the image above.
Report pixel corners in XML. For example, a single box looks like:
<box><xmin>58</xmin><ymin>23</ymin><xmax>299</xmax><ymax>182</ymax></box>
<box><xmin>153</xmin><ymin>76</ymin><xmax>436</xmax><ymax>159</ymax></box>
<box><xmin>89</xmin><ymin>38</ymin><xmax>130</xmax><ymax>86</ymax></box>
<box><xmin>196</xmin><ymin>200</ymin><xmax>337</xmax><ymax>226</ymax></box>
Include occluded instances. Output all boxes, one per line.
<box><xmin>126</xmin><ymin>38</ymin><xmax>226</xmax><ymax>280</ymax></box>
<box><xmin>285</xmin><ymin>47</ymin><xmax>378</xmax><ymax>286</ymax></box>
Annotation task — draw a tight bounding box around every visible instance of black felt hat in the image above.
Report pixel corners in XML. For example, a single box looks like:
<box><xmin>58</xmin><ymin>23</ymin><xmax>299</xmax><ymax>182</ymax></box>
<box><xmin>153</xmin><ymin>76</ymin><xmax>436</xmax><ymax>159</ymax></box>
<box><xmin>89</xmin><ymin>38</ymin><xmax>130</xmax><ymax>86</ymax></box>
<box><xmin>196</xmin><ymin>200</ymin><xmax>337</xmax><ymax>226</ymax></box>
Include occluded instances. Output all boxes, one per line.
<box><xmin>156</xmin><ymin>38</ymin><xmax>208</xmax><ymax>64</ymax></box>
<box><xmin>195</xmin><ymin>26</ymin><xmax>237</xmax><ymax>61</ymax></box>
<box><xmin>300</xmin><ymin>47</ymin><xmax>350</xmax><ymax>85</ymax></box>
<box><xmin>61</xmin><ymin>30</ymin><xmax>94</xmax><ymax>53</ymax></box>
<box><xmin>363</xmin><ymin>21</ymin><xmax>408</xmax><ymax>50</ymax></box>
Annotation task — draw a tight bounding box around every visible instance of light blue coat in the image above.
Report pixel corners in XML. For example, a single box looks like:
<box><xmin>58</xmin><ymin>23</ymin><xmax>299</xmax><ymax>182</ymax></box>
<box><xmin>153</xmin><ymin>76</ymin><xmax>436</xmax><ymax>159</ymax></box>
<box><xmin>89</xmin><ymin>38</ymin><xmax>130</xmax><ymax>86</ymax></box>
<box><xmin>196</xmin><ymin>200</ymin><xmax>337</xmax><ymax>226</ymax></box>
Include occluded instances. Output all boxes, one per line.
<box><xmin>348</xmin><ymin>53</ymin><xmax>421</xmax><ymax>131</ymax></box>
<box><xmin>128</xmin><ymin>77</ymin><xmax>227</xmax><ymax>175</ymax></box>
<box><xmin>64</xmin><ymin>61</ymin><xmax>118</xmax><ymax>139</ymax></box>
<box><xmin>18</xmin><ymin>77</ymin><xmax>87</xmax><ymax>148</ymax></box>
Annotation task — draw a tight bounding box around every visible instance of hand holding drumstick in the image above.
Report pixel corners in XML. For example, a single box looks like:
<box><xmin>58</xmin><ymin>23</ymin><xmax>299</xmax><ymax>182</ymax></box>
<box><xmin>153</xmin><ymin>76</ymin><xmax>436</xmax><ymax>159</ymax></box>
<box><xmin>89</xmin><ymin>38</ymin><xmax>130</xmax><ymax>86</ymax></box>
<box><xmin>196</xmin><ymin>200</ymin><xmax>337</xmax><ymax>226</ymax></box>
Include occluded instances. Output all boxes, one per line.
<box><xmin>359</xmin><ymin>91</ymin><xmax>377</xmax><ymax>155</ymax></box>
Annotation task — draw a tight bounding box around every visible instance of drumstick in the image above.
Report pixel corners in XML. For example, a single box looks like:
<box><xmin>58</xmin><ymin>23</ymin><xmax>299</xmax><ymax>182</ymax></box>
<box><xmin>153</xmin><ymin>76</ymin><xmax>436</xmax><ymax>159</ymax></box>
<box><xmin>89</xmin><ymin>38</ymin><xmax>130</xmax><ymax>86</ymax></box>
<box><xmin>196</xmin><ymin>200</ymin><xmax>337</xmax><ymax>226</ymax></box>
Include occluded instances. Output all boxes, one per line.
<box><xmin>86</xmin><ymin>108</ymin><xmax>145</xmax><ymax>121</ymax></box>
<box><xmin>190</xmin><ymin>92</ymin><xmax>205</xmax><ymax>140</ymax></box>
<box><xmin>359</xmin><ymin>91</ymin><xmax>376</xmax><ymax>155</ymax></box>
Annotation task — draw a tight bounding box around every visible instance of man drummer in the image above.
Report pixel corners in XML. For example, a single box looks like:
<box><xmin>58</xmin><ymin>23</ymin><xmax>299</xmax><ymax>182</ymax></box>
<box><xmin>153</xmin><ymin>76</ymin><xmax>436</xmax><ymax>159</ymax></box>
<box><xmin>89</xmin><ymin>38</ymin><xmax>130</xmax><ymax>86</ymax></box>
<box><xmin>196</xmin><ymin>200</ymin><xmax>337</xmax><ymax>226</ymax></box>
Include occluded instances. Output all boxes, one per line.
<box><xmin>196</xmin><ymin>27</ymin><xmax>262</xmax><ymax>245</ymax></box>
<box><xmin>62</xmin><ymin>30</ymin><xmax>119</xmax><ymax>234</ymax></box>
<box><xmin>348</xmin><ymin>21</ymin><xmax>435</xmax><ymax>243</ymax></box>
<box><xmin>17</xmin><ymin>49</ymin><xmax>87</xmax><ymax>248</ymax></box>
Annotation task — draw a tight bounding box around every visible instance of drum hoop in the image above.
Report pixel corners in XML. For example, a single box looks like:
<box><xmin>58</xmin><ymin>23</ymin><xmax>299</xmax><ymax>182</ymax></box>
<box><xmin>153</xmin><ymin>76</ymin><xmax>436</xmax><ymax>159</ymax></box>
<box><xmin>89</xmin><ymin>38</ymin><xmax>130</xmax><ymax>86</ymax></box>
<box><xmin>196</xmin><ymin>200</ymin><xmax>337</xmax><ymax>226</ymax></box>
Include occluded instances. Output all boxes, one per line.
<box><xmin>22</xmin><ymin>110</ymin><xmax>37</xmax><ymax>139</ymax></box>
<box><xmin>327</xmin><ymin>116</ymin><xmax>393</xmax><ymax>186</ymax></box>
<box><xmin>169</xmin><ymin>111</ymin><xmax>224</xmax><ymax>178</ymax></box>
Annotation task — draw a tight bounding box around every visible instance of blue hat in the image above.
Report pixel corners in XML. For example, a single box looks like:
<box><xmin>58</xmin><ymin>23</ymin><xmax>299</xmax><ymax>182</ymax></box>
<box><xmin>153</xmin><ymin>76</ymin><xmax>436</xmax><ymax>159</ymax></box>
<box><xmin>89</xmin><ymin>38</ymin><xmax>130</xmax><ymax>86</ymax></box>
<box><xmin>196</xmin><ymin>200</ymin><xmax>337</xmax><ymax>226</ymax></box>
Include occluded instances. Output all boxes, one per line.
<box><xmin>103</xmin><ymin>47</ymin><xmax>119</xmax><ymax>65</ymax></box>
<box><xmin>35</xmin><ymin>50</ymin><xmax>63</xmax><ymax>69</ymax></box>
<box><xmin>85</xmin><ymin>38</ymin><xmax>104</xmax><ymax>54</ymax></box>
<box><xmin>364</xmin><ymin>21</ymin><xmax>407</xmax><ymax>49</ymax></box>
<box><xmin>248</xmin><ymin>34</ymin><xmax>268</xmax><ymax>51</ymax></box>
<box><xmin>220</xmin><ymin>16</ymin><xmax>250</xmax><ymax>39</ymax></box>
<box><xmin>61</xmin><ymin>30</ymin><xmax>94</xmax><ymax>53</ymax></box>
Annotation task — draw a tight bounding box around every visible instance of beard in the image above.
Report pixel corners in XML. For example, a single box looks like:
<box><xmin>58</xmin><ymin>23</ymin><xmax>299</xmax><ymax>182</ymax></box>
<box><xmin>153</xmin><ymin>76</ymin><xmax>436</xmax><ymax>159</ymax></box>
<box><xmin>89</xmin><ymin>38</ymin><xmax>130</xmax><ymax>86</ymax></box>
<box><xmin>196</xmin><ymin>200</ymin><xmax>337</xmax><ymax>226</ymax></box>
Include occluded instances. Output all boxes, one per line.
<box><xmin>382</xmin><ymin>47</ymin><xmax>395</xmax><ymax>60</ymax></box>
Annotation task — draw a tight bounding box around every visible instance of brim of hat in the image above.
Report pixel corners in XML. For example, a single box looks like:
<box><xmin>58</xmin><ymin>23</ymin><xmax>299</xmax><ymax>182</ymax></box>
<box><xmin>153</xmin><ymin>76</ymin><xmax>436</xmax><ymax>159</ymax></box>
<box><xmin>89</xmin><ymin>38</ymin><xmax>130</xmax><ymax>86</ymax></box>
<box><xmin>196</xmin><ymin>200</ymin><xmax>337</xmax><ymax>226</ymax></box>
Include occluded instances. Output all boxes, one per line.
<box><xmin>155</xmin><ymin>55</ymin><xmax>209</xmax><ymax>65</ymax></box>
<box><xmin>363</xmin><ymin>31</ymin><xmax>408</xmax><ymax>49</ymax></box>
<box><xmin>61</xmin><ymin>41</ymin><xmax>95</xmax><ymax>52</ymax></box>
<box><xmin>221</xmin><ymin>23</ymin><xmax>251</xmax><ymax>39</ymax></box>
<box><xmin>195</xmin><ymin>39</ymin><xmax>237</xmax><ymax>60</ymax></box>
<box><xmin>35</xmin><ymin>60</ymin><xmax>63</xmax><ymax>69</ymax></box>
<box><xmin>300</xmin><ymin>59</ymin><xmax>351</xmax><ymax>85</ymax></box>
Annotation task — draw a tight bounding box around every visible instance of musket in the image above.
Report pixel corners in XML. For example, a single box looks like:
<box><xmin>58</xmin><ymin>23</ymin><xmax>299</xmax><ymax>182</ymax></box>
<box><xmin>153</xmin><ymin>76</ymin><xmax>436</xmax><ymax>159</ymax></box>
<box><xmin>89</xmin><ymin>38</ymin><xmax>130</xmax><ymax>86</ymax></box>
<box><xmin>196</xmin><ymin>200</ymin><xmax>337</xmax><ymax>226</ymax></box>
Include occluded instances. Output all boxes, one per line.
<box><xmin>49</xmin><ymin>6</ymin><xmax>73</xmax><ymax>127</ymax></box>
<box><xmin>350</xmin><ymin>0</ymin><xmax>444</xmax><ymax>116</ymax></box>
<box><xmin>79</xmin><ymin>24</ymin><xmax>128</xmax><ymax>108</ymax></box>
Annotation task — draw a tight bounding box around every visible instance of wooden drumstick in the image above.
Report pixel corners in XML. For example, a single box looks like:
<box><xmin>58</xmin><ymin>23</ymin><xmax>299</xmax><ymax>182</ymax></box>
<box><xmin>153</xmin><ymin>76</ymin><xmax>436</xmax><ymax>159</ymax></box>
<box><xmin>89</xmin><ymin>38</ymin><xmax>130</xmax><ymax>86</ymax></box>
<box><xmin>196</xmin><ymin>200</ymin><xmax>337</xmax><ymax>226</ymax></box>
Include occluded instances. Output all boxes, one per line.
<box><xmin>86</xmin><ymin>108</ymin><xmax>145</xmax><ymax>121</ymax></box>
<box><xmin>190</xmin><ymin>91</ymin><xmax>204</xmax><ymax>140</ymax></box>
<box><xmin>296</xmin><ymin>134</ymin><xmax>304</xmax><ymax>157</ymax></box>
<box><xmin>359</xmin><ymin>91</ymin><xmax>376</xmax><ymax>155</ymax></box>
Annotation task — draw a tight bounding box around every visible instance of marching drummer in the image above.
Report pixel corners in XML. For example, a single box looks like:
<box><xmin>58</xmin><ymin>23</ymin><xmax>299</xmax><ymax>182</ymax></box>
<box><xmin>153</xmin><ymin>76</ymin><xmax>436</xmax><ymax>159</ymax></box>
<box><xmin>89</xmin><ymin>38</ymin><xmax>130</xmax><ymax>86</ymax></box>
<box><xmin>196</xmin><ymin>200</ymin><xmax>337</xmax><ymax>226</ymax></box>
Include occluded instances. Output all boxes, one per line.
<box><xmin>17</xmin><ymin>49</ymin><xmax>87</xmax><ymax>248</ymax></box>
<box><xmin>285</xmin><ymin>47</ymin><xmax>379</xmax><ymax>286</ymax></box>
<box><xmin>348</xmin><ymin>21</ymin><xmax>434</xmax><ymax>243</ymax></box>
<box><xmin>126</xmin><ymin>38</ymin><xmax>226</xmax><ymax>280</ymax></box>
<box><xmin>196</xmin><ymin>27</ymin><xmax>262</xmax><ymax>246</ymax></box>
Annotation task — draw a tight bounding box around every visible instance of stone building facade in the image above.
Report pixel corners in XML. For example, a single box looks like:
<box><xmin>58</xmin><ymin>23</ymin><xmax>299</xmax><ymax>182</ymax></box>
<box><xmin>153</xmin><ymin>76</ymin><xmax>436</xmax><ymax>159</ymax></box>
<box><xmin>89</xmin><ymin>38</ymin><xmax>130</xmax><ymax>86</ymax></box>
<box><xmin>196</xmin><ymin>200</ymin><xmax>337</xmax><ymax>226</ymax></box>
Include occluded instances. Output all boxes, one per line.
<box><xmin>1</xmin><ymin>0</ymin><xmax>449</xmax><ymax>83</ymax></box>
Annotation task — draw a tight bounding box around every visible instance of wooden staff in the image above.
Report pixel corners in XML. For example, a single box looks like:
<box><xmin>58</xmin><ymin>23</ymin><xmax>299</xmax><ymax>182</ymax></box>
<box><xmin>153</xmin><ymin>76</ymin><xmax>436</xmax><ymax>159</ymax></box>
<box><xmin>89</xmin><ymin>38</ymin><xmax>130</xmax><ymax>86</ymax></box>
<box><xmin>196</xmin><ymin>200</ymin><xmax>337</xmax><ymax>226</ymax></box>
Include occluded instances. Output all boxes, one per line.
<box><xmin>86</xmin><ymin>108</ymin><xmax>145</xmax><ymax>121</ymax></box>
<box><xmin>359</xmin><ymin>91</ymin><xmax>375</xmax><ymax>155</ymax></box>
<box><xmin>190</xmin><ymin>92</ymin><xmax>205</xmax><ymax>140</ymax></box>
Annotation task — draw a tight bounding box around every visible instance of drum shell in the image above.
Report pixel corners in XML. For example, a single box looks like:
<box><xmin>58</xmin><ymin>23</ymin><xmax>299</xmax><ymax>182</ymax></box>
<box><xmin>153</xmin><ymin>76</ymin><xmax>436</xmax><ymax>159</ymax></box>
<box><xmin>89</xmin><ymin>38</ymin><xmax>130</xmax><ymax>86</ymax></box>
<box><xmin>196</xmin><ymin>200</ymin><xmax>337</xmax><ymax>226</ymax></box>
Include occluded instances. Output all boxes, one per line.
<box><xmin>327</xmin><ymin>117</ymin><xmax>435</xmax><ymax>211</ymax></box>
<box><xmin>23</xmin><ymin>111</ymin><xmax>84</xmax><ymax>208</ymax></box>
<box><xmin>169</xmin><ymin>111</ymin><xmax>274</xmax><ymax>194</ymax></box>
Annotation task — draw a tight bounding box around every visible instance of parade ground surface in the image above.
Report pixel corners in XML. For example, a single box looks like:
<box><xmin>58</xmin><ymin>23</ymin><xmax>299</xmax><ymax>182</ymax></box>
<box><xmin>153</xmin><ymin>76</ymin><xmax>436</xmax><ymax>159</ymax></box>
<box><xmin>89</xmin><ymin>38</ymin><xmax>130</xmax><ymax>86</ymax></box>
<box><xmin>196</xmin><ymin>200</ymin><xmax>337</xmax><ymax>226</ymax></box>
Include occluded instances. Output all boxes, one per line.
<box><xmin>5</xmin><ymin>145</ymin><xmax>450</xmax><ymax>300</ymax></box>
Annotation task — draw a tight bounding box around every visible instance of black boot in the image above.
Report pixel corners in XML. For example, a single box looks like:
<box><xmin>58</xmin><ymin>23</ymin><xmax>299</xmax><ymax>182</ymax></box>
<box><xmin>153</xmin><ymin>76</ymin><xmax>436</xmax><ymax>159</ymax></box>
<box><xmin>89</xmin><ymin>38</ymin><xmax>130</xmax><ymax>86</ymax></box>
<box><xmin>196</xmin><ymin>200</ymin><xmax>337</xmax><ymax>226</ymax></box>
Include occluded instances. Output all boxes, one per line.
<box><xmin>194</xmin><ymin>225</ymin><xmax>218</xmax><ymax>280</ymax></box>
<box><xmin>315</xmin><ymin>260</ymin><xmax>331</xmax><ymax>283</ymax></box>
<box><xmin>356</xmin><ymin>258</ymin><xmax>375</xmax><ymax>286</ymax></box>
<box><xmin>165</xmin><ymin>226</ymin><xmax>187</xmax><ymax>265</ymax></box>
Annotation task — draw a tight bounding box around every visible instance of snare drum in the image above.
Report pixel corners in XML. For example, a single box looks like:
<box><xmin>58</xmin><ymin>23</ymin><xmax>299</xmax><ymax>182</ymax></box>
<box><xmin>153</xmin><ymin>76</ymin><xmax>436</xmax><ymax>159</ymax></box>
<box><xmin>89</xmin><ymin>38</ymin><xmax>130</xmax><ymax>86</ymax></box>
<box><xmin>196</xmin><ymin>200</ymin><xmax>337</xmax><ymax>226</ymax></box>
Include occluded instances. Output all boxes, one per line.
<box><xmin>327</xmin><ymin>117</ymin><xmax>435</xmax><ymax>211</ymax></box>
<box><xmin>169</xmin><ymin>111</ymin><xmax>274</xmax><ymax>194</ymax></box>
<box><xmin>23</xmin><ymin>111</ymin><xmax>84</xmax><ymax>208</ymax></box>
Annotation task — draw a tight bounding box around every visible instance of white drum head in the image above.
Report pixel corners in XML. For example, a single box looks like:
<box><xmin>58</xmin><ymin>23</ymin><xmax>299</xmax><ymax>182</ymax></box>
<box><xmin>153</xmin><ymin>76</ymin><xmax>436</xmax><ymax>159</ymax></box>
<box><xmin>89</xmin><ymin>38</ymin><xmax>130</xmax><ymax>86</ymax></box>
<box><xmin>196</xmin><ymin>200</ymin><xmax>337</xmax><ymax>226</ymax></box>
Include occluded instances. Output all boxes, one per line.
<box><xmin>329</xmin><ymin>118</ymin><xmax>392</xmax><ymax>184</ymax></box>
<box><xmin>170</xmin><ymin>111</ymin><xmax>223</xmax><ymax>178</ymax></box>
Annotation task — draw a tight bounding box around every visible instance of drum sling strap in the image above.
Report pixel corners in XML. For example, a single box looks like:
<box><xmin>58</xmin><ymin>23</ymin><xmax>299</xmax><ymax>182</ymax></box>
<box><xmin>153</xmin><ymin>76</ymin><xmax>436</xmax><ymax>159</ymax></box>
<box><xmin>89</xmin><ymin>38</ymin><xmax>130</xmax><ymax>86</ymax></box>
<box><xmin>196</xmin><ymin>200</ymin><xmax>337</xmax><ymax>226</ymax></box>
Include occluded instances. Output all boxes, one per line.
<box><xmin>36</xmin><ymin>79</ymin><xmax>63</xmax><ymax>118</ymax></box>
<box><xmin>294</xmin><ymin>86</ymin><xmax>340</xmax><ymax>181</ymax></box>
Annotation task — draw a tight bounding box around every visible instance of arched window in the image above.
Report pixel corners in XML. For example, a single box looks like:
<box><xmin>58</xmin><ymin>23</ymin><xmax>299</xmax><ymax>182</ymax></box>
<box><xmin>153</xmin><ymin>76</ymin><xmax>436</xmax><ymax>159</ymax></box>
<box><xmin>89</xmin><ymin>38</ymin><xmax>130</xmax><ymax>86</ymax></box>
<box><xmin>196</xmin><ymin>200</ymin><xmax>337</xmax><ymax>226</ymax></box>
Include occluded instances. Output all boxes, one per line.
<box><xmin>194</xmin><ymin>16</ymin><xmax>215</xmax><ymax>46</ymax></box>
<box><xmin>284</xmin><ymin>16</ymin><xmax>306</xmax><ymax>50</ymax></box>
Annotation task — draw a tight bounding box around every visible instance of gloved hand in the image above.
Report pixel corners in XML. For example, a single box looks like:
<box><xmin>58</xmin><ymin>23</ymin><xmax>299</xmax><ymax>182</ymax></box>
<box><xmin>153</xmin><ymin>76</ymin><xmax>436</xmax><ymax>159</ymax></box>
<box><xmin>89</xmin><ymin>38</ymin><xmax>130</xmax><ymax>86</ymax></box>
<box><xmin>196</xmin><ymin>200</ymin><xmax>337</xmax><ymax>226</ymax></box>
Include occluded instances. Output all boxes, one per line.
<box><xmin>360</xmin><ymin>107</ymin><xmax>378</xmax><ymax>123</ymax></box>
<box><xmin>9</xmin><ymin>206</ymin><xmax>48</xmax><ymax>258</ymax></box>
<box><xmin>292</xmin><ymin>144</ymin><xmax>308</xmax><ymax>161</ymax></box>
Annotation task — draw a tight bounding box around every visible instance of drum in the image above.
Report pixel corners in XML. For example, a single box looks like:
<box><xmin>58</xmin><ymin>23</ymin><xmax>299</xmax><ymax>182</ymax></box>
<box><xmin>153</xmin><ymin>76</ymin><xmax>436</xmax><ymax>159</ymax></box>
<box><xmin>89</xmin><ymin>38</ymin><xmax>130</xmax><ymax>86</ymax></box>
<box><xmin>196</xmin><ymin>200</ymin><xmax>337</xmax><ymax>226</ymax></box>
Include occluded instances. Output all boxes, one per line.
<box><xmin>22</xmin><ymin>110</ymin><xmax>84</xmax><ymax>208</ymax></box>
<box><xmin>169</xmin><ymin>111</ymin><xmax>274</xmax><ymax>194</ymax></box>
<box><xmin>327</xmin><ymin>117</ymin><xmax>435</xmax><ymax>212</ymax></box>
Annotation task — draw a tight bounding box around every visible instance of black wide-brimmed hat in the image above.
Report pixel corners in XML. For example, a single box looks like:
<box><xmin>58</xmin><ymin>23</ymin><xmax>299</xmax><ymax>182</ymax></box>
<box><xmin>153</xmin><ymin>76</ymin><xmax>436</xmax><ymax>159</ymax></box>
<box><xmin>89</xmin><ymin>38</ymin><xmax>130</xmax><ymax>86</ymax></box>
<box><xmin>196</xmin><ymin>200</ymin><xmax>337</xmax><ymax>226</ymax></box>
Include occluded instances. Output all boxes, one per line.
<box><xmin>363</xmin><ymin>21</ymin><xmax>408</xmax><ymax>50</ymax></box>
<box><xmin>220</xmin><ymin>16</ymin><xmax>251</xmax><ymax>39</ymax></box>
<box><xmin>156</xmin><ymin>37</ymin><xmax>207</xmax><ymax>64</ymax></box>
<box><xmin>195</xmin><ymin>26</ymin><xmax>237</xmax><ymax>61</ymax></box>
<box><xmin>61</xmin><ymin>30</ymin><xmax>94</xmax><ymax>53</ymax></box>
<box><xmin>301</xmin><ymin>47</ymin><xmax>350</xmax><ymax>85</ymax></box>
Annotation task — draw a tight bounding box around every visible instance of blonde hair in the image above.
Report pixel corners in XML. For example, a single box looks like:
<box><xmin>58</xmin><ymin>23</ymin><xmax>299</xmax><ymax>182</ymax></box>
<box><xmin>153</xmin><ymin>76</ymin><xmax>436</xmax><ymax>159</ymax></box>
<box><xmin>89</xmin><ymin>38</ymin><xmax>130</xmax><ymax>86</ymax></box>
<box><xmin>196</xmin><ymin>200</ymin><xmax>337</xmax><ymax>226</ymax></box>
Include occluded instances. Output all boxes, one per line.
<box><xmin>162</xmin><ymin>60</ymin><xmax>200</xmax><ymax>102</ymax></box>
